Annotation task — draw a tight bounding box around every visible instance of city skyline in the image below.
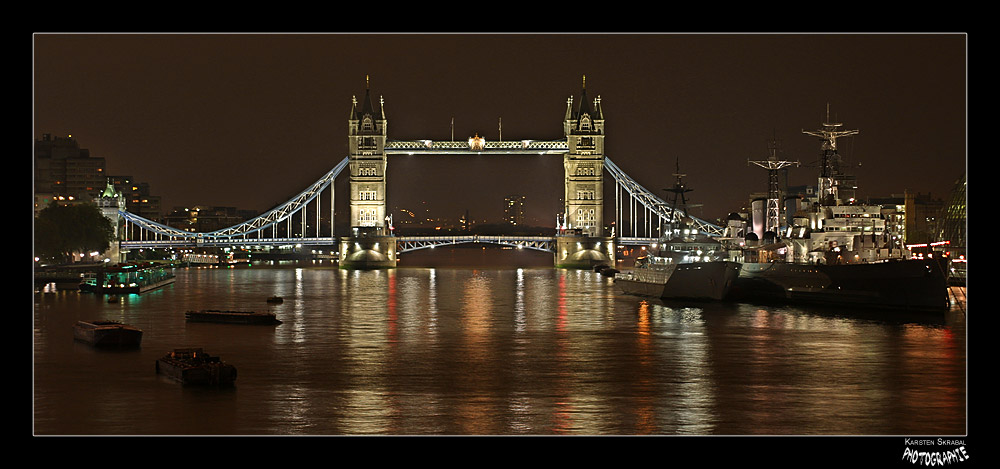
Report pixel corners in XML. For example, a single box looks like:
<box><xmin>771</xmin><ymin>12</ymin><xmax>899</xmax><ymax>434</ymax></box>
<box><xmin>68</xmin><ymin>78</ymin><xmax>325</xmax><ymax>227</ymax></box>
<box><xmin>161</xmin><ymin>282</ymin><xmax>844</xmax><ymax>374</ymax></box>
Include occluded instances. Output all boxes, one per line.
<box><xmin>33</xmin><ymin>33</ymin><xmax>967</xmax><ymax>225</ymax></box>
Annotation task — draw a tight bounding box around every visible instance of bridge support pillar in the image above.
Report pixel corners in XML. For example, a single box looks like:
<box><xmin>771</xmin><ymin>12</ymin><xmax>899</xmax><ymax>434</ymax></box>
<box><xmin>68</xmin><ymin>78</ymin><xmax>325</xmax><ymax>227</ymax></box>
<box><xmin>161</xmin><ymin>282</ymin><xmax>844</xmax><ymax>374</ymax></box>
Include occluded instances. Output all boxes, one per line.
<box><xmin>338</xmin><ymin>232</ymin><xmax>396</xmax><ymax>269</ymax></box>
<box><xmin>554</xmin><ymin>234</ymin><xmax>615</xmax><ymax>269</ymax></box>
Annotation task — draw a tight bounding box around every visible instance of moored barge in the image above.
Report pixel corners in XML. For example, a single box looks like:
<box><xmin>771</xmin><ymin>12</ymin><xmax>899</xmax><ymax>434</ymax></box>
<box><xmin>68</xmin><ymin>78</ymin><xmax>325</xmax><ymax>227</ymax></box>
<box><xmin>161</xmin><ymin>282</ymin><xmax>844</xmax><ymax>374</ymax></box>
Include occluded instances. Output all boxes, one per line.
<box><xmin>73</xmin><ymin>320</ymin><xmax>143</xmax><ymax>348</ymax></box>
<box><xmin>185</xmin><ymin>310</ymin><xmax>282</xmax><ymax>325</ymax></box>
<box><xmin>155</xmin><ymin>348</ymin><xmax>237</xmax><ymax>385</ymax></box>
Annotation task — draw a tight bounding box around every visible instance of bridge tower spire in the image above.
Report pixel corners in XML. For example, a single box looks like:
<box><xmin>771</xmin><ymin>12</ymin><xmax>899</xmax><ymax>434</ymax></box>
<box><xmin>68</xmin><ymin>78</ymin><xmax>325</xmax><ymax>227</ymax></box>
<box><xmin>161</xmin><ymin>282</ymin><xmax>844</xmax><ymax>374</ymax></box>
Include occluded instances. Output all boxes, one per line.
<box><xmin>340</xmin><ymin>76</ymin><xmax>396</xmax><ymax>269</ymax></box>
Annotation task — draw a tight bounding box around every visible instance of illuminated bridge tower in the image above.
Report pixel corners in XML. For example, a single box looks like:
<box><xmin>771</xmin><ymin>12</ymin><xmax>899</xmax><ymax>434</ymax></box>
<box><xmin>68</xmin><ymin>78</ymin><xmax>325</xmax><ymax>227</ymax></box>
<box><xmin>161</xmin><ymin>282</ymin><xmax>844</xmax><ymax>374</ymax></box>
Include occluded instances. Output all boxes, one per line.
<box><xmin>339</xmin><ymin>77</ymin><xmax>396</xmax><ymax>269</ymax></box>
<box><xmin>96</xmin><ymin>178</ymin><xmax>125</xmax><ymax>264</ymax></box>
<box><xmin>555</xmin><ymin>76</ymin><xmax>615</xmax><ymax>268</ymax></box>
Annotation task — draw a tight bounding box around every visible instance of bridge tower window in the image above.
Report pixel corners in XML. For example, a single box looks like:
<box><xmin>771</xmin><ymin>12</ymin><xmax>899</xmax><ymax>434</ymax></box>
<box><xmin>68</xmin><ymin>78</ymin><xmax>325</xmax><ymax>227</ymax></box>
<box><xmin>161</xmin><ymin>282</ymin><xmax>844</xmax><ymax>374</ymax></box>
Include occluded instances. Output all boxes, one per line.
<box><xmin>360</xmin><ymin>208</ymin><xmax>378</xmax><ymax>226</ymax></box>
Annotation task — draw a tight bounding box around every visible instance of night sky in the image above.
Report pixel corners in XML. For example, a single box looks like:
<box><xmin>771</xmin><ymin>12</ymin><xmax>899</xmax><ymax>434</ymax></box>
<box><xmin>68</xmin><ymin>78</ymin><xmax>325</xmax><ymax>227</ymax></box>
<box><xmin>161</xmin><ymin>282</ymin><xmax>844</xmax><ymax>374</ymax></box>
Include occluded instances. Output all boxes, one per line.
<box><xmin>33</xmin><ymin>33</ymin><xmax>966</xmax><ymax>226</ymax></box>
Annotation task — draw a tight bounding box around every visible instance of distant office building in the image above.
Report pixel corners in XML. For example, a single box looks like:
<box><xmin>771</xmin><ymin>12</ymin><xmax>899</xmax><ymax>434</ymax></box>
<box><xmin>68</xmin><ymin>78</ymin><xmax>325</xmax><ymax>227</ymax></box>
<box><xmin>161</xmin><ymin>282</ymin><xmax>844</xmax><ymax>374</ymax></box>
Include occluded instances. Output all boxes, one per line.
<box><xmin>504</xmin><ymin>195</ymin><xmax>525</xmax><ymax>226</ymax></box>
<box><xmin>162</xmin><ymin>206</ymin><xmax>258</xmax><ymax>233</ymax></box>
<box><xmin>34</xmin><ymin>134</ymin><xmax>168</xmax><ymax>222</ymax></box>
<box><xmin>460</xmin><ymin>209</ymin><xmax>472</xmax><ymax>231</ymax></box>
<box><xmin>868</xmin><ymin>191</ymin><xmax>945</xmax><ymax>246</ymax></box>
<box><xmin>938</xmin><ymin>174</ymin><xmax>966</xmax><ymax>257</ymax></box>
<box><xmin>108</xmin><ymin>176</ymin><xmax>162</xmax><ymax>222</ymax></box>
<box><xmin>34</xmin><ymin>133</ymin><xmax>106</xmax><ymax>203</ymax></box>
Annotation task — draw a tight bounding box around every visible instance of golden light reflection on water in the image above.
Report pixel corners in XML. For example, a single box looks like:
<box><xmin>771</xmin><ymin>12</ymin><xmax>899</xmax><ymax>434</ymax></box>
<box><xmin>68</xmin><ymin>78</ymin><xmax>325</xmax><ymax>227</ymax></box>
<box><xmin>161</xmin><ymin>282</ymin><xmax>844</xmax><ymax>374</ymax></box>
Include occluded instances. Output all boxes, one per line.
<box><xmin>461</xmin><ymin>270</ymin><xmax>492</xmax><ymax>340</ymax></box>
<box><xmin>33</xmin><ymin>265</ymin><xmax>966</xmax><ymax>436</ymax></box>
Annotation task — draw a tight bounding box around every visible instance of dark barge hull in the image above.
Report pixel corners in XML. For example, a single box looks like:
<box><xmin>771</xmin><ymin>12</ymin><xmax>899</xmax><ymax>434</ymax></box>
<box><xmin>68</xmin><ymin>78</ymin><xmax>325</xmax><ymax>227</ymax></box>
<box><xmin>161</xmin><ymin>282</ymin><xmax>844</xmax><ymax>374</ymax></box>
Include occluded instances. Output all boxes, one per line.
<box><xmin>185</xmin><ymin>310</ymin><xmax>282</xmax><ymax>325</ymax></box>
<box><xmin>155</xmin><ymin>349</ymin><xmax>237</xmax><ymax>385</ymax></box>
<box><xmin>73</xmin><ymin>321</ymin><xmax>143</xmax><ymax>348</ymax></box>
<box><xmin>730</xmin><ymin>258</ymin><xmax>951</xmax><ymax>312</ymax></box>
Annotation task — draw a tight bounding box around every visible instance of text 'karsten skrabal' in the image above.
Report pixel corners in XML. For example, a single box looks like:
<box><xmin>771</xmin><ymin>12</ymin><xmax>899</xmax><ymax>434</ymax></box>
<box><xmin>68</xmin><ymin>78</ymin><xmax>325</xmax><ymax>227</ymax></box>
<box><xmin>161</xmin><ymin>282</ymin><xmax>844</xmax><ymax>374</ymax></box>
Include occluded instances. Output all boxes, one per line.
<box><xmin>904</xmin><ymin>439</ymin><xmax>967</xmax><ymax>446</ymax></box>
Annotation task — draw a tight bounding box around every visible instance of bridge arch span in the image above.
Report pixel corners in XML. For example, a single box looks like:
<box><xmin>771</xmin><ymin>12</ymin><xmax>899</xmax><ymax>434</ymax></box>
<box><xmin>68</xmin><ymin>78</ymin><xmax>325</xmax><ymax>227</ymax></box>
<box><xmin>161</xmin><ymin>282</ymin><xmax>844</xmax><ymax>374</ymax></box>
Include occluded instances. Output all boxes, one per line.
<box><xmin>396</xmin><ymin>235</ymin><xmax>554</xmax><ymax>254</ymax></box>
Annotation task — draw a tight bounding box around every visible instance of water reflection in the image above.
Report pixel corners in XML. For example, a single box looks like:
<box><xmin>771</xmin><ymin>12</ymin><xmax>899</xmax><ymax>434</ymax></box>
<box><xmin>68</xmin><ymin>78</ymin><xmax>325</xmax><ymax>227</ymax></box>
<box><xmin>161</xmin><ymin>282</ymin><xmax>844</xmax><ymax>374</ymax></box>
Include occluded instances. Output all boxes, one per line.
<box><xmin>33</xmin><ymin>265</ymin><xmax>965</xmax><ymax>436</ymax></box>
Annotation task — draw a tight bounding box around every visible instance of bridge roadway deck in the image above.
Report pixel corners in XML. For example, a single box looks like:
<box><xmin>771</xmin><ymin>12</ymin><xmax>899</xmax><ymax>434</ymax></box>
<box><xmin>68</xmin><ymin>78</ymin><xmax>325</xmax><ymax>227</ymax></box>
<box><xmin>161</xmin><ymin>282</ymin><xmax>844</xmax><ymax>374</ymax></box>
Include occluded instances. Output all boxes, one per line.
<box><xmin>120</xmin><ymin>236</ymin><xmax>657</xmax><ymax>251</ymax></box>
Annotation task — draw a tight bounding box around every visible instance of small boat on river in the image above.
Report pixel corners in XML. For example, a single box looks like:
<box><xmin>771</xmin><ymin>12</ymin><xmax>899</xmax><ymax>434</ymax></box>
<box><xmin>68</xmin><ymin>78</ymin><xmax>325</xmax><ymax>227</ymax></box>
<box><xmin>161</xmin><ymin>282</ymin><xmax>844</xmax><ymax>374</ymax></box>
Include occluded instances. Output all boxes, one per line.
<box><xmin>73</xmin><ymin>320</ymin><xmax>143</xmax><ymax>348</ymax></box>
<box><xmin>185</xmin><ymin>310</ymin><xmax>282</xmax><ymax>325</ymax></box>
<box><xmin>155</xmin><ymin>348</ymin><xmax>237</xmax><ymax>386</ymax></box>
<box><xmin>266</xmin><ymin>296</ymin><xmax>283</xmax><ymax>304</ymax></box>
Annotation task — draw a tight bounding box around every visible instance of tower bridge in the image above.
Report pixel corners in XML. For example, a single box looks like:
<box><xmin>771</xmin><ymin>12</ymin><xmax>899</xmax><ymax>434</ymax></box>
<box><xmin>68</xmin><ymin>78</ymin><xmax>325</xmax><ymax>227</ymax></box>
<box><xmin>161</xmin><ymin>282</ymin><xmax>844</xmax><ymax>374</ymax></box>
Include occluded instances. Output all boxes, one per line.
<box><xmin>112</xmin><ymin>78</ymin><xmax>724</xmax><ymax>268</ymax></box>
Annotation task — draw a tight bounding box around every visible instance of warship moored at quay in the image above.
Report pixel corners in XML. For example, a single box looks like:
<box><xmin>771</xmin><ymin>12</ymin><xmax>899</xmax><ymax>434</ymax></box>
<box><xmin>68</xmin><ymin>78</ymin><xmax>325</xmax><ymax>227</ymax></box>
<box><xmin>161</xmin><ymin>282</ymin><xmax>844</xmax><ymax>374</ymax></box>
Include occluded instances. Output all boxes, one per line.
<box><xmin>155</xmin><ymin>348</ymin><xmax>237</xmax><ymax>386</ymax></box>
<box><xmin>731</xmin><ymin>252</ymin><xmax>950</xmax><ymax>311</ymax></box>
<box><xmin>727</xmin><ymin>110</ymin><xmax>952</xmax><ymax>312</ymax></box>
<box><xmin>73</xmin><ymin>320</ymin><xmax>143</xmax><ymax>348</ymax></box>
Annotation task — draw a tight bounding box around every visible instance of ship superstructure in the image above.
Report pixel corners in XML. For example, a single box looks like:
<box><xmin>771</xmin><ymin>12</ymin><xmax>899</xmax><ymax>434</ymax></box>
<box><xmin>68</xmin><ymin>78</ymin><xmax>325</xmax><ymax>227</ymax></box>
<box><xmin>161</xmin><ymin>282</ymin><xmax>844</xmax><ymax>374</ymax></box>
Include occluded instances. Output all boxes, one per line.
<box><xmin>747</xmin><ymin>106</ymin><xmax>904</xmax><ymax>265</ymax></box>
<box><xmin>732</xmin><ymin>108</ymin><xmax>950</xmax><ymax>311</ymax></box>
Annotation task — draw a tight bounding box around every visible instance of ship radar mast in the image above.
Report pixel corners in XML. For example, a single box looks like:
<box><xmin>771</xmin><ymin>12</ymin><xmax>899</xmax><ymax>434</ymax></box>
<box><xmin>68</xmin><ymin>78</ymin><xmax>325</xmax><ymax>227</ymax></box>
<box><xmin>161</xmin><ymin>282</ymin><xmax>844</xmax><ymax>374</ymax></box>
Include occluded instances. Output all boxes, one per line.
<box><xmin>664</xmin><ymin>158</ymin><xmax>694</xmax><ymax>231</ymax></box>
<box><xmin>802</xmin><ymin>104</ymin><xmax>858</xmax><ymax>205</ymax></box>
<box><xmin>748</xmin><ymin>136</ymin><xmax>799</xmax><ymax>235</ymax></box>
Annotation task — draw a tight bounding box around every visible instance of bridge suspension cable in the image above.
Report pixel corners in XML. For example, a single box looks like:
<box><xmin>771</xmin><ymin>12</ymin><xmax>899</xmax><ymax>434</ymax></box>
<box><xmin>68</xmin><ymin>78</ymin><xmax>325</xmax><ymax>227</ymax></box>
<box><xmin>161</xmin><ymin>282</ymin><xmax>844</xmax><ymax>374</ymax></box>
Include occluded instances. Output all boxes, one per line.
<box><xmin>121</xmin><ymin>157</ymin><xmax>349</xmax><ymax>246</ymax></box>
<box><xmin>604</xmin><ymin>157</ymin><xmax>723</xmax><ymax>238</ymax></box>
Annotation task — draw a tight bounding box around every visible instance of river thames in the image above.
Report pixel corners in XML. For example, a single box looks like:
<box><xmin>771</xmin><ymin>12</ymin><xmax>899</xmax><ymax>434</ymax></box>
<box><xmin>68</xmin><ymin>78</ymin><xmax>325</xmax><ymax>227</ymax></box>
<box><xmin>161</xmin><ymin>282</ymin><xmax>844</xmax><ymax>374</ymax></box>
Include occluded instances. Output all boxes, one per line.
<box><xmin>32</xmin><ymin>250</ymin><xmax>966</xmax><ymax>436</ymax></box>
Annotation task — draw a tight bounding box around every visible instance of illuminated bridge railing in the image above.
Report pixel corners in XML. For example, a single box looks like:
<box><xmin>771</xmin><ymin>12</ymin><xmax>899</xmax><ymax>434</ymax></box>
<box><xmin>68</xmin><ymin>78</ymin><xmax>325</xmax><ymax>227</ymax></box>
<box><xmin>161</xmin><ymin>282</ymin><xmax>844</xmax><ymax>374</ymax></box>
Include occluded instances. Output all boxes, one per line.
<box><xmin>120</xmin><ymin>237</ymin><xmax>336</xmax><ymax>250</ymax></box>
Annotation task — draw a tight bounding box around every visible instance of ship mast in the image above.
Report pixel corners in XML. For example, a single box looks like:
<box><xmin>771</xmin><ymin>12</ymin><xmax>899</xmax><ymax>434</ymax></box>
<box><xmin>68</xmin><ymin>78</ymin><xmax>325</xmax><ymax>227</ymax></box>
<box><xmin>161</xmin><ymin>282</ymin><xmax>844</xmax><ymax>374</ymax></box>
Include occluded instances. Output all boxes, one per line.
<box><xmin>664</xmin><ymin>158</ymin><xmax>694</xmax><ymax>230</ymax></box>
<box><xmin>802</xmin><ymin>104</ymin><xmax>858</xmax><ymax>205</ymax></box>
<box><xmin>748</xmin><ymin>136</ymin><xmax>799</xmax><ymax>235</ymax></box>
